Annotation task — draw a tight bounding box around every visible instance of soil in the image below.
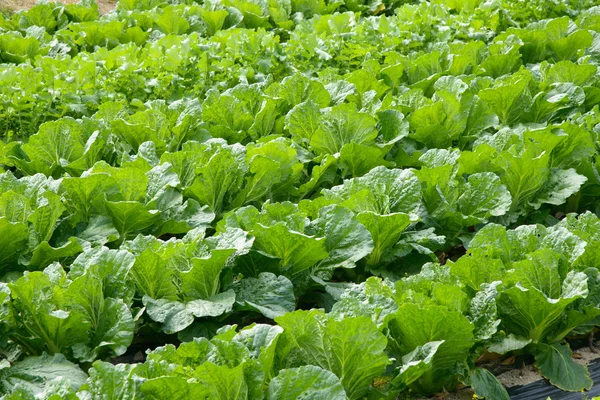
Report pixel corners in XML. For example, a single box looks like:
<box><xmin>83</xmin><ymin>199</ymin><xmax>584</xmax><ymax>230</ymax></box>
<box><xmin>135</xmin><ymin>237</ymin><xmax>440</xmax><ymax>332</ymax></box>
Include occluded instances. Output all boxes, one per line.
<box><xmin>496</xmin><ymin>363</ymin><xmax>544</xmax><ymax>388</ymax></box>
<box><xmin>573</xmin><ymin>345</ymin><xmax>600</xmax><ymax>366</ymax></box>
<box><xmin>0</xmin><ymin>0</ymin><xmax>116</xmax><ymax>14</ymax></box>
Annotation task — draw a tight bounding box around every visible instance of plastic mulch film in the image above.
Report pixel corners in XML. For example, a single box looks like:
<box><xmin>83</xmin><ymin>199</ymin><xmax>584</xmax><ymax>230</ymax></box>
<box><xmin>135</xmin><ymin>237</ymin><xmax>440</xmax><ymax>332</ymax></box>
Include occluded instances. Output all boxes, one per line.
<box><xmin>508</xmin><ymin>360</ymin><xmax>600</xmax><ymax>400</ymax></box>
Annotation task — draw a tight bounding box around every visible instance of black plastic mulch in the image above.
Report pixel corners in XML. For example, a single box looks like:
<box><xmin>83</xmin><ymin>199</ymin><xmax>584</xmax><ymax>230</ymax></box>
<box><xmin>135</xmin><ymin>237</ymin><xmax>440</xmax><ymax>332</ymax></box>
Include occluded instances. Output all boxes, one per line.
<box><xmin>508</xmin><ymin>359</ymin><xmax>600</xmax><ymax>399</ymax></box>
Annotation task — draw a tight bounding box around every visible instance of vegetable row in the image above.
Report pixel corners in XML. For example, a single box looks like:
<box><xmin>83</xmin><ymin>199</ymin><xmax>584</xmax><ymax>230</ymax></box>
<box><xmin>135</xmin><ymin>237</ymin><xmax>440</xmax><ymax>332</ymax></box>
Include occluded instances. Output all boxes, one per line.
<box><xmin>4</xmin><ymin>211</ymin><xmax>600</xmax><ymax>398</ymax></box>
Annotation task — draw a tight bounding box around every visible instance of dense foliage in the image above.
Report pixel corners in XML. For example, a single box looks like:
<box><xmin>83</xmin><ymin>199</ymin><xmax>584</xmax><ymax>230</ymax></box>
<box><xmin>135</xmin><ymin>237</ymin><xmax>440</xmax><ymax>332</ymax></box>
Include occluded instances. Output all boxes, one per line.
<box><xmin>2</xmin><ymin>0</ymin><xmax>600</xmax><ymax>398</ymax></box>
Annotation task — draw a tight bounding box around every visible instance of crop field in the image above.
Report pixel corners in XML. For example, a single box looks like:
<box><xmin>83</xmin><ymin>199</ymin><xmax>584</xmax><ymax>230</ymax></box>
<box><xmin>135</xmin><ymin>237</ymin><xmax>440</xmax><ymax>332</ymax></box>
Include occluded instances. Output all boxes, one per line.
<box><xmin>3</xmin><ymin>0</ymin><xmax>600</xmax><ymax>399</ymax></box>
